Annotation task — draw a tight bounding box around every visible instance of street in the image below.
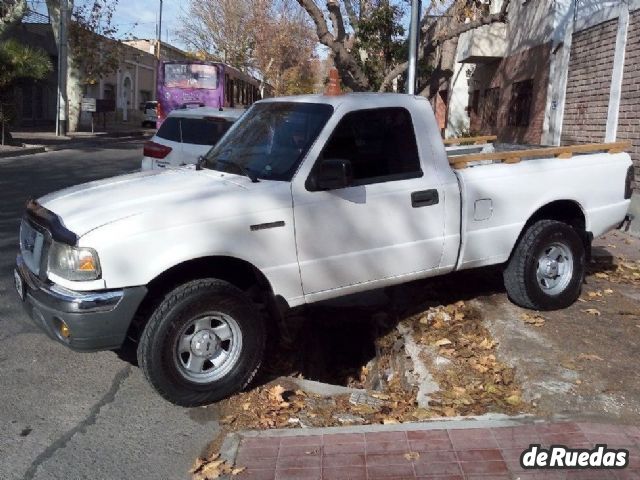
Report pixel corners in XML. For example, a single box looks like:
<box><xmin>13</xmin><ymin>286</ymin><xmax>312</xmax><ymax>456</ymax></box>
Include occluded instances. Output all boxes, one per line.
<box><xmin>0</xmin><ymin>141</ymin><xmax>218</xmax><ymax>480</ymax></box>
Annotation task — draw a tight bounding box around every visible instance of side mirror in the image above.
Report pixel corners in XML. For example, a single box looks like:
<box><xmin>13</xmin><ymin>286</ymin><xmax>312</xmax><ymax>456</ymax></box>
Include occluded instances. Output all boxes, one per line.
<box><xmin>314</xmin><ymin>158</ymin><xmax>353</xmax><ymax>191</ymax></box>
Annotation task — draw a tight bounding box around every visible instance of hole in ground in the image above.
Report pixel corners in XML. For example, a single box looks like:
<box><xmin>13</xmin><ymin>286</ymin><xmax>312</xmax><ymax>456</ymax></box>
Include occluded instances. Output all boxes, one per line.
<box><xmin>258</xmin><ymin>267</ymin><xmax>505</xmax><ymax>388</ymax></box>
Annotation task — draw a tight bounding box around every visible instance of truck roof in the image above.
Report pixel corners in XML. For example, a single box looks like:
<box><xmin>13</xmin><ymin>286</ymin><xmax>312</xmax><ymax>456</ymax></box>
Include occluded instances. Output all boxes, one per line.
<box><xmin>259</xmin><ymin>92</ymin><xmax>430</xmax><ymax>108</ymax></box>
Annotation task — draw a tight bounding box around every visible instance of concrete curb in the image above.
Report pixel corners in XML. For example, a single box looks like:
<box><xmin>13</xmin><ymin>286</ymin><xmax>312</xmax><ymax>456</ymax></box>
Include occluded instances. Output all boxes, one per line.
<box><xmin>0</xmin><ymin>133</ymin><xmax>152</xmax><ymax>162</ymax></box>
<box><xmin>68</xmin><ymin>130</ymin><xmax>149</xmax><ymax>139</ymax></box>
<box><xmin>628</xmin><ymin>192</ymin><xmax>640</xmax><ymax>236</ymax></box>
<box><xmin>0</xmin><ymin>146</ymin><xmax>46</xmax><ymax>159</ymax></box>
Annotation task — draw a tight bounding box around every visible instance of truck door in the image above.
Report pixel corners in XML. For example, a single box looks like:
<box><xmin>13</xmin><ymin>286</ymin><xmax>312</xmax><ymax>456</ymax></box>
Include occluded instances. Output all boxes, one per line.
<box><xmin>291</xmin><ymin>107</ymin><xmax>446</xmax><ymax>298</ymax></box>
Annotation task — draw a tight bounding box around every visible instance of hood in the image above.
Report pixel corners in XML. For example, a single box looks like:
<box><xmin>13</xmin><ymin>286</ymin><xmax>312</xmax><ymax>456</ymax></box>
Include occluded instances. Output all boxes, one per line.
<box><xmin>39</xmin><ymin>169</ymin><xmax>249</xmax><ymax>237</ymax></box>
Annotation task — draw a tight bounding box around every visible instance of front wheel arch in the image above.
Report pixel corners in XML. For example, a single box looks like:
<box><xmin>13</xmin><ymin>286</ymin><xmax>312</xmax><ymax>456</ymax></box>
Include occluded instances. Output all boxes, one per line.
<box><xmin>125</xmin><ymin>256</ymin><xmax>283</xmax><ymax>348</ymax></box>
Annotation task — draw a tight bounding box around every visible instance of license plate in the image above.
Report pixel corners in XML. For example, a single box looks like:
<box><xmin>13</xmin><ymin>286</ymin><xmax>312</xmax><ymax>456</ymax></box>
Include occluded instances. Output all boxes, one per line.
<box><xmin>14</xmin><ymin>269</ymin><xmax>25</xmax><ymax>301</ymax></box>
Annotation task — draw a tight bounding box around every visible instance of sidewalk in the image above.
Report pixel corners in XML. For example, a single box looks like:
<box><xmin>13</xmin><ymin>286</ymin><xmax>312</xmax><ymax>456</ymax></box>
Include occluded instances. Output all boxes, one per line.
<box><xmin>12</xmin><ymin>125</ymin><xmax>152</xmax><ymax>147</ymax></box>
<box><xmin>219</xmin><ymin>418</ymin><xmax>640</xmax><ymax>479</ymax></box>
<box><xmin>0</xmin><ymin>124</ymin><xmax>154</xmax><ymax>159</ymax></box>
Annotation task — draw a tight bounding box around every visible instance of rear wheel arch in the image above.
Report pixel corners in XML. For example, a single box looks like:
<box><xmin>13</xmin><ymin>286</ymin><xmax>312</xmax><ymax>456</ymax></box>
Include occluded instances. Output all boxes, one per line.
<box><xmin>509</xmin><ymin>200</ymin><xmax>589</xmax><ymax>263</ymax></box>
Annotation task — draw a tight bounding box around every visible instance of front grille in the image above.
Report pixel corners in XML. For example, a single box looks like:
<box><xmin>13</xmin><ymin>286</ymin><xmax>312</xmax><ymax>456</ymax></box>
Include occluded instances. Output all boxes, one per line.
<box><xmin>19</xmin><ymin>219</ymin><xmax>46</xmax><ymax>275</ymax></box>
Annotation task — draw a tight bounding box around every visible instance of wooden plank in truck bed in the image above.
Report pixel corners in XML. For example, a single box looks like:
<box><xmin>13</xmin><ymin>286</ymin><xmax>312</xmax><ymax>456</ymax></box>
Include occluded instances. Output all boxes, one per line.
<box><xmin>449</xmin><ymin>141</ymin><xmax>632</xmax><ymax>170</ymax></box>
<box><xmin>443</xmin><ymin>135</ymin><xmax>497</xmax><ymax>146</ymax></box>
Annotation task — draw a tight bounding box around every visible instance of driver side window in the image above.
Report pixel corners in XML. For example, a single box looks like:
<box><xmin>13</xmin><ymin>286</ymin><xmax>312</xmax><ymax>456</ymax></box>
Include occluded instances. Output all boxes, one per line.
<box><xmin>319</xmin><ymin>107</ymin><xmax>422</xmax><ymax>186</ymax></box>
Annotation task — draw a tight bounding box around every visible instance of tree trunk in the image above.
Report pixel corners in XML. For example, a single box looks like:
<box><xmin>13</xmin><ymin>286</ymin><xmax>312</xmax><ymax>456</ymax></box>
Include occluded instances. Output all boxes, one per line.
<box><xmin>46</xmin><ymin>0</ymin><xmax>81</xmax><ymax>132</ymax></box>
<box><xmin>67</xmin><ymin>61</ymin><xmax>81</xmax><ymax>132</ymax></box>
<box><xmin>296</xmin><ymin>0</ymin><xmax>371</xmax><ymax>91</ymax></box>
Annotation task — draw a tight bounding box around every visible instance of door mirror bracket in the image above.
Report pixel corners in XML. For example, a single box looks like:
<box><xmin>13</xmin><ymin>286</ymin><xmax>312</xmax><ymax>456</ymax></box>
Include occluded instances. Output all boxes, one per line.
<box><xmin>309</xmin><ymin>158</ymin><xmax>353</xmax><ymax>191</ymax></box>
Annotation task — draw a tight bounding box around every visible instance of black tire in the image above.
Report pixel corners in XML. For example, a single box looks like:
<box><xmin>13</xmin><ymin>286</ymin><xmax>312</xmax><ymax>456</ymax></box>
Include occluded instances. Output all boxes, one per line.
<box><xmin>504</xmin><ymin>219</ymin><xmax>585</xmax><ymax>311</ymax></box>
<box><xmin>137</xmin><ymin>279</ymin><xmax>265</xmax><ymax>406</ymax></box>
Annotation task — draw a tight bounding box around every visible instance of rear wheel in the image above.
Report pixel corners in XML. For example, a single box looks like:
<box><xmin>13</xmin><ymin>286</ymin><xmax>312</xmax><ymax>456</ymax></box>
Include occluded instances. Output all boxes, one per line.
<box><xmin>137</xmin><ymin>279</ymin><xmax>265</xmax><ymax>406</ymax></box>
<box><xmin>504</xmin><ymin>220</ymin><xmax>585</xmax><ymax>310</ymax></box>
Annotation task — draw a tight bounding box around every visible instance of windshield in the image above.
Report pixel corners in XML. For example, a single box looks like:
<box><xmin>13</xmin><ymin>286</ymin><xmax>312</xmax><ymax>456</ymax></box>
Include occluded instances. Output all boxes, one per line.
<box><xmin>203</xmin><ymin>102</ymin><xmax>333</xmax><ymax>181</ymax></box>
<box><xmin>164</xmin><ymin>63</ymin><xmax>218</xmax><ymax>90</ymax></box>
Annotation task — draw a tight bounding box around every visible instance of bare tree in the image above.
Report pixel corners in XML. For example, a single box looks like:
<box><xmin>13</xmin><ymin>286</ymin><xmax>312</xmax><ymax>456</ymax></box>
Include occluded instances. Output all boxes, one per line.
<box><xmin>297</xmin><ymin>0</ymin><xmax>512</xmax><ymax>92</ymax></box>
<box><xmin>252</xmin><ymin>0</ymin><xmax>318</xmax><ymax>95</ymax></box>
<box><xmin>180</xmin><ymin>0</ymin><xmax>319</xmax><ymax>95</ymax></box>
<box><xmin>179</xmin><ymin>0</ymin><xmax>255</xmax><ymax>70</ymax></box>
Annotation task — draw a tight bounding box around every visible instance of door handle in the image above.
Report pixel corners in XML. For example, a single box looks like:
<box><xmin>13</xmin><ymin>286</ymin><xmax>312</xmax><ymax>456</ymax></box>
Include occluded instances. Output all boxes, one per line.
<box><xmin>411</xmin><ymin>189</ymin><xmax>439</xmax><ymax>208</ymax></box>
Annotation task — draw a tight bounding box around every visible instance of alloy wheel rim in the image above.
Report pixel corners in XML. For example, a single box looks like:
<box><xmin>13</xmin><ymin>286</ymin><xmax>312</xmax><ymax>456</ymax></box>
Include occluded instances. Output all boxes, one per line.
<box><xmin>535</xmin><ymin>241</ymin><xmax>574</xmax><ymax>295</ymax></box>
<box><xmin>174</xmin><ymin>312</ymin><xmax>242</xmax><ymax>383</ymax></box>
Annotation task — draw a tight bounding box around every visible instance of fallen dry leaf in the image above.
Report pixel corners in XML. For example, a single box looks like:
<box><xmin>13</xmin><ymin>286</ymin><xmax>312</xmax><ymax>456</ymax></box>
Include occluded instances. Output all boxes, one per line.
<box><xmin>505</xmin><ymin>394</ymin><xmax>522</xmax><ymax>406</ymax></box>
<box><xmin>371</xmin><ymin>393</ymin><xmax>391</xmax><ymax>401</ymax></box>
<box><xmin>231</xmin><ymin>467</ymin><xmax>246</xmax><ymax>476</ymax></box>
<box><xmin>578</xmin><ymin>353</ymin><xmax>604</xmax><ymax>362</ymax></box>
<box><xmin>435</xmin><ymin>338</ymin><xmax>453</xmax><ymax>347</ymax></box>
<box><xmin>404</xmin><ymin>452</ymin><xmax>420</xmax><ymax>461</ymax></box>
<box><xmin>521</xmin><ymin>313</ymin><xmax>545</xmax><ymax>327</ymax></box>
<box><xmin>190</xmin><ymin>458</ymin><xmax>206</xmax><ymax>474</ymax></box>
<box><xmin>268</xmin><ymin>385</ymin><xmax>286</xmax><ymax>403</ymax></box>
<box><xmin>478</xmin><ymin>338</ymin><xmax>497</xmax><ymax>349</ymax></box>
<box><xmin>442</xmin><ymin>407</ymin><xmax>458</xmax><ymax>417</ymax></box>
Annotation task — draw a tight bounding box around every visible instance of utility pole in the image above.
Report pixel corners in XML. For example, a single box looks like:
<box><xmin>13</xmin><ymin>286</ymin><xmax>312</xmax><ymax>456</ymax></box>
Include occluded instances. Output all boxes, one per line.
<box><xmin>56</xmin><ymin>0</ymin><xmax>69</xmax><ymax>136</ymax></box>
<box><xmin>156</xmin><ymin>0</ymin><xmax>163</xmax><ymax>59</ymax></box>
<box><xmin>406</xmin><ymin>0</ymin><xmax>421</xmax><ymax>95</ymax></box>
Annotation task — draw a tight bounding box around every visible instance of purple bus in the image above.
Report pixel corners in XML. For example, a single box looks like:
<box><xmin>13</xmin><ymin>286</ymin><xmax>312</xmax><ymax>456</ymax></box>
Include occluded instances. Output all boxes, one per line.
<box><xmin>156</xmin><ymin>61</ymin><xmax>262</xmax><ymax>127</ymax></box>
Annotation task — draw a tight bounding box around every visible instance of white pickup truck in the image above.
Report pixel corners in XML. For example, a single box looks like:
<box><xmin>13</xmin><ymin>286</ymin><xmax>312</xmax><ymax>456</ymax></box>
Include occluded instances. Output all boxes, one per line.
<box><xmin>15</xmin><ymin>93</ymin><xmax>634</xmax><ymax>406</ymax></box>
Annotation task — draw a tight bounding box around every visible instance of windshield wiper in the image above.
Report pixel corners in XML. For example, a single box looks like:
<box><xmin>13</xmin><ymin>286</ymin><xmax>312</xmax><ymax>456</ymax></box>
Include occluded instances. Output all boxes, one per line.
<box><xmin>197</xmin><ymin>155</ymin><xmax>259</xmax><ymax>183</ymax></box>
<box><xmin>217</xmin><ymin>159</ymin><xmax>260</xmax><ymax>183</ymax></box>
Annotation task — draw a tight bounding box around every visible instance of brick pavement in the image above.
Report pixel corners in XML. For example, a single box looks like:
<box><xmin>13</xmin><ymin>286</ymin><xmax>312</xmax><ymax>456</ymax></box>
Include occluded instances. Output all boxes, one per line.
<box><xmin>230</xmin><ymin>422</ymin><xmax>640</xmax><ymax>480</ymax></box>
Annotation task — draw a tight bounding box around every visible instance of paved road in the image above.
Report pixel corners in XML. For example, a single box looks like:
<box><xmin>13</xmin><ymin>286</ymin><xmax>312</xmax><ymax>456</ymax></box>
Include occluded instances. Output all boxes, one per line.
<box><xmin>0</xmin><ymin>141</ymin><xmax>218</xmax><ymax>480</ymax></box>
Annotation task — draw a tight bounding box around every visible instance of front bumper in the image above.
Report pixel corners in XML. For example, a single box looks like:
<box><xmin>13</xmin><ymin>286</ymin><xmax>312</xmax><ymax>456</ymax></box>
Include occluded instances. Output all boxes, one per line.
<box><xmin>15</xmin><ymin>255</ymin><xmax>147</xmax><ymax>352</ymax></box>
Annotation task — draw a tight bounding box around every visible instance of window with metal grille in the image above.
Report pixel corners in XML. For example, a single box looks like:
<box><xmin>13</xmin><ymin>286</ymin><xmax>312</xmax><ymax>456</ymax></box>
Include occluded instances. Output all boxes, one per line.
<box><xmin>483</xmin><ymin>87</ymin><xmax>500</xmax><ymax>127</ymax></box>
<box><xmin>470</xmin><ymin>89</ymin><xmax>480</xmax><ymax>115</ymax></box>
<box><xmin>508</xmin><ymin>79</ymin><xmax>533</xmax><ymax>127</ymax></box>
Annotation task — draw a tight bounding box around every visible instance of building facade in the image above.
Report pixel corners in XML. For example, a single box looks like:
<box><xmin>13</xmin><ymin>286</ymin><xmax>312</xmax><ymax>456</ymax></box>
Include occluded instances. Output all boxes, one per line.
<box><xmin>123</xmin><ymin>39</ymin><xmax>192</xmax><ymax>62</ymax></box>
<box><xmin>8</xmin><ymin>11</ymin><xmax>190</xmax><ymax>130</ymax></box>
<box><xmin>447</xmin><ymin>0</ymin><xmax>640</xmax><ymax>185</ymax></box>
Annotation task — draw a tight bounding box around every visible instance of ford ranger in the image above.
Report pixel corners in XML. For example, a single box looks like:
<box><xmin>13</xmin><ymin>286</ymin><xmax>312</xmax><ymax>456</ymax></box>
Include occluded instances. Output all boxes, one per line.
<box><xmin>14</xmin><ymin>93</ymin><xmax>634</xmax><ymax>406</ymax></box>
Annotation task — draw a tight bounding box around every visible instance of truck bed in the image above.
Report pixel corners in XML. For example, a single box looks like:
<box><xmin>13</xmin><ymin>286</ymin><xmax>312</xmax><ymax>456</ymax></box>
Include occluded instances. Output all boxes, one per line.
<box><xmin>450</xmin><ymin>142</ymin><xmax>632</xmax><ymax>271</ymax></box>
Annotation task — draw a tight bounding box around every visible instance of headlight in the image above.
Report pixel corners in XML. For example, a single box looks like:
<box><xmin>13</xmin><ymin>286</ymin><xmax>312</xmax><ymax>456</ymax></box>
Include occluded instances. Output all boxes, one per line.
<box><xmin>47</xmin><ymin>242</ymin><xmax>101</xmax><ymax>281</ymax></box>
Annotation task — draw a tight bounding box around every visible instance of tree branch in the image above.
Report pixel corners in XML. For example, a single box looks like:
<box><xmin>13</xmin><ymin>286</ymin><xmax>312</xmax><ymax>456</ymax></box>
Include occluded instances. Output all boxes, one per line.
<box><xmin>432</xmin><ymin>0</ymin><xmax>511</xmax><ymax>45</ymax></box>
<box><xmin>296</xmin><ymin>0</ymin><xmax>370</xmax><ymax>91</ymax></box>
<box><xmin>296</xmin><ymin>0</ymin><xmax>335</xmax><ymax>47</ymax></box>
<box><xmin>343</xmin><ymin>0</ymin><xmax>358</xmax><ymax>29</ymax></box>
<box><xmin>327</xmin><ymin>0</ymin><xmax>346</xmax><ymax>42</ymax></box>
<box><xmin>378</xmin><ymin>0</ymin><xmax>512</xmax><ymax>92</ymax></box>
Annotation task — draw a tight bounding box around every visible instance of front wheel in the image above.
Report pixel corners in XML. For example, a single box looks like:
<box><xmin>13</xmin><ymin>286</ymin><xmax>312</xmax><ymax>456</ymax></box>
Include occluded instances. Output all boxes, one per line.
<box><xmin>137</xmin><ymin>279</ymin><xmax>265</xmax><ymax>406</ymax></box>
<box><xmin>504</xmin><ymin>219</ymin><xmax>585</xmax><ymax>311</ymax></box>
